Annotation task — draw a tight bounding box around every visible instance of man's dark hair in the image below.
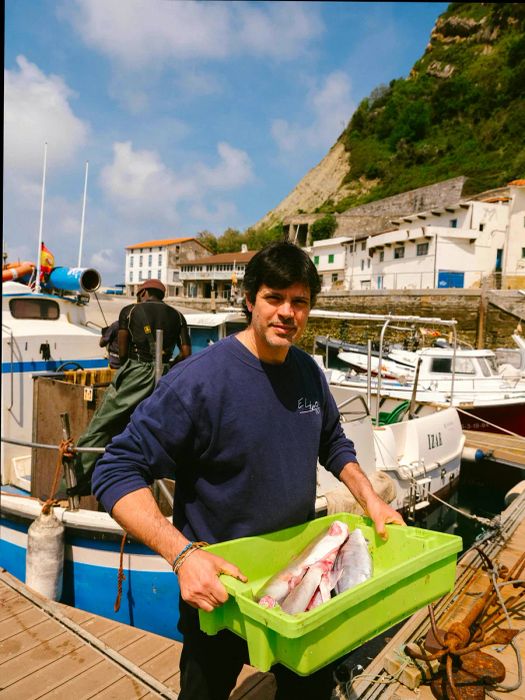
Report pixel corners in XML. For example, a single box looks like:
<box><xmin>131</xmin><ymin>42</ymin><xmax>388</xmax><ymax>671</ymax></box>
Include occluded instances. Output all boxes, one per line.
<box><xmin>242</xmin><ymin>241</ymin><xmax>321</xmax><ymax>321</ymax></box>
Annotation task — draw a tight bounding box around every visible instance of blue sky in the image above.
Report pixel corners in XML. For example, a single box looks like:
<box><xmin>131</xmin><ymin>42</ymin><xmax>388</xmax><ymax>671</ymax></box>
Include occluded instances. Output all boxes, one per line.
<box><xmin>4</xmin><ymin>1</ymin><xmax>448</xmax><ymax>284</ymax></box>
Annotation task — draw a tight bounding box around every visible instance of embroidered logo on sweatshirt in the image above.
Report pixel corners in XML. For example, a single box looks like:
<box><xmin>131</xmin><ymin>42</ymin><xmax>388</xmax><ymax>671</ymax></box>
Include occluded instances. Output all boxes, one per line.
<box><xmin>298</xmin><ymin>398</ymin><xmax>320</xmax><ymax>415</ymax></box>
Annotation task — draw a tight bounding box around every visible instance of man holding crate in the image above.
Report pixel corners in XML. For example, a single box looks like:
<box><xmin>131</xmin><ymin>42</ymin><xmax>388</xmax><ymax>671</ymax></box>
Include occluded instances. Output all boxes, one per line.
<box><xmin>93</xmin><ymin>241</ymin><xmax>404</xmax><ymax>699</ymax></box>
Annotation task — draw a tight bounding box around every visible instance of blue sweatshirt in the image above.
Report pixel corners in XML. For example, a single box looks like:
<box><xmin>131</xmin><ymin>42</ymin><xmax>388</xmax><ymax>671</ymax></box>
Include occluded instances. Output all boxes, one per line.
<box><xmin>92</xmin><ymin>335</ymin><xmax>357</xmax><ymax>543</ymax></box>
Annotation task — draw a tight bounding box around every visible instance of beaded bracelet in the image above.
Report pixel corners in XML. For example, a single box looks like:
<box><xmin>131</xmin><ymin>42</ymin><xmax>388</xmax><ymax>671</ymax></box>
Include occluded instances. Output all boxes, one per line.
<box><xmin>172</xmin><ymin>541</ymin><xmax>208</xmax><ymax>574</ymax></box>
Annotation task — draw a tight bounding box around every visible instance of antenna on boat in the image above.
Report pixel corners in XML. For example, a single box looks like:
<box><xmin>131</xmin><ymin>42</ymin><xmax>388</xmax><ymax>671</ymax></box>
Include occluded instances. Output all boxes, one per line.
<box><xmin>34</xmin><ymin>141</ymin><xmax>48</xmax><ymax>294</ymax></box>
<box><xmin>78</xmin><ymin>161</ymin><xmax>89</xmax><ymax>268</ymax></box>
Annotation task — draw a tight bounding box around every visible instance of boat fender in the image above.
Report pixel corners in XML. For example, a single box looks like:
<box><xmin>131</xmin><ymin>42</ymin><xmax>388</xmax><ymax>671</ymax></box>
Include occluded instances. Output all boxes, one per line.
<box><xmin>25</xmin><ymin>509</ymin><xmax>65</xmax><ymax>601</ymax></box>
<box><xmin>504</xmin><ymin>480</ymin><xmax>525</xmax><ymax>507</ymax></box>
<box><xmin>461</xmin><ymin>446</ymin><xmax>486</xmax><ymax>462</ymax></box>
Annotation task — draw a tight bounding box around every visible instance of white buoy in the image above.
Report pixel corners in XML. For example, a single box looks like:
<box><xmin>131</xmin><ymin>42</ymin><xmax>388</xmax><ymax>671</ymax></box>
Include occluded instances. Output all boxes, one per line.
<box><xmin>25</xmin><ymin>509</ymin><xmax>65</xmax><ymax>601</ymax></box>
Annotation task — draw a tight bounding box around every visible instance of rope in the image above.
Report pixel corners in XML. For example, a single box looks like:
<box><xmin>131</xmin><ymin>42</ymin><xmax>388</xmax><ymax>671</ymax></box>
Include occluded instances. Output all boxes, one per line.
<box><xmin>93</xmin><ymin>290</ymin><xmax>108</xmax><ymax>327</ymax></box>
<box><xmin>41</xmin><ymin>438</ymin><xmax>74</xmax><ymax>515</ymax></box>
<box><xmin>427</xmin><ymin>490</ymin><xmax>497</xmax><ymax>527</ymax></box>
<box><xmin>456</xmin><ymin>407</ymin><xmax>525</xmax><ymax>440</ymax></box>
<box><xmin>114</xmin><ymin>532</ymin><xmax>128</xmax><ymax>612</ymax></box>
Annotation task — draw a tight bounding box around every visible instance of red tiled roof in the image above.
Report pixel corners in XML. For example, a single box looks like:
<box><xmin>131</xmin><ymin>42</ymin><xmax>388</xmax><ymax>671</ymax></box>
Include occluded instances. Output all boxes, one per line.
<box><xmin>126</xmin><ymin>237</ymin><xmax>197</xmax><ymax>250</ymax></box>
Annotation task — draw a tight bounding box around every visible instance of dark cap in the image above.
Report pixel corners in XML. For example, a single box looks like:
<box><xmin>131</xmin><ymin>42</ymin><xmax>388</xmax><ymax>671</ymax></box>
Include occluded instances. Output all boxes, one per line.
<box><xmin>137</xmin><ymin>279</ymin><xmax>166</xmax><ymax>299</ymax></box>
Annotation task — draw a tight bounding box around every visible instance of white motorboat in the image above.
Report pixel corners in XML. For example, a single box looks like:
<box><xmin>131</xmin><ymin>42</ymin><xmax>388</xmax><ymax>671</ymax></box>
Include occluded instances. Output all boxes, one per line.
<box><xmin>332</xmin><ymin>344</ymin><xmax>525</xmax><ymax>437</ymax></box>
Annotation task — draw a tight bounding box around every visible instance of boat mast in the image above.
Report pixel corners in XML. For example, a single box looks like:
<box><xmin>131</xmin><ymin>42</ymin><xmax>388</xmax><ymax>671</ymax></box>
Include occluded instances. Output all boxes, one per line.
<box><xmin>78</xmin><ymin>161</ymin><xmax>89</xmax><ymax>267</ymax></box>
<box><xmin>34</xmin><ymin>141</ymin><xmax>48</xmax><ymax>294</ymax></box>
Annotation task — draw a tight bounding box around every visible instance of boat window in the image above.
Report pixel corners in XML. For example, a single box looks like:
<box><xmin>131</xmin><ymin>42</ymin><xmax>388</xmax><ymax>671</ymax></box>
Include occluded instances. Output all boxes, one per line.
<box><xmin>430</xmin><ymin>357</ymin><xmax>476</xmax><ymax>374</ymax></box>
<box><xmin>478</xmin><ymin>358</ymin><xmax>492</xmax><ymax>377</ymax></box>
<box><xmin>9</xmin><ymin>298</ymin><xmax>60</xmax><ymax>320</ymax></box>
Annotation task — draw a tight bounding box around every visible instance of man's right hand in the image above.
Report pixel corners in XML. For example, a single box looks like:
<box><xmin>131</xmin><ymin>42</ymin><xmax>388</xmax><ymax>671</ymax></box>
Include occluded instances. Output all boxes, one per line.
<box><xmin>177</xmin><ymin>549</ymin><xmax>247</xmax><ymax>612</ymax></box>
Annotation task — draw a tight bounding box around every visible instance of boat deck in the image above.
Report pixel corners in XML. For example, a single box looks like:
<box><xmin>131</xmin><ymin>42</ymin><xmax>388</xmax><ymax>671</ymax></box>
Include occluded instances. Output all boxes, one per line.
<box><xmin>0</xmin><ymin>570</ymin><xmax>275</xmax><ymax>699</ymax></box>
<box><xmin>341</xmin><ymin>488</ymin><xmax>525</xmax><ymax>699</ymax></box>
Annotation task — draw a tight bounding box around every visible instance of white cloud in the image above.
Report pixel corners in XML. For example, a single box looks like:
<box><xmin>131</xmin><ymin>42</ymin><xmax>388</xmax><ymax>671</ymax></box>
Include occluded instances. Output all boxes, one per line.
<box><xmin>100</xmin><ymin>140</ymin><xmax>254</xmax><ymax>224</ymax></box>
<box><xmin>90</xmin><ymin>248</ymin><xmax>121</xmax><ymax>273</ymax></box>
<box><xmin>197</xmin><ymin>142</ymin><xmax>254</xmax><ymax>191</ymax></box>
<box><xmin>4</xmin><ymin>56</ymin><xmax>89</xmax><ymax>175</ymax></box>
<box><xmin>271</xmin><ymin>71</ymin><xmax>355</xmax><ymax>156</ymax></box>
<box><xmin>64</xmin><ymin>0</ymin><xmax>322</xmax><ymax>67</ymax></box>
<box><xmin>189</xmin><ymin>200</ymin><xmax>238</xmax><ymax>230</ymax></box>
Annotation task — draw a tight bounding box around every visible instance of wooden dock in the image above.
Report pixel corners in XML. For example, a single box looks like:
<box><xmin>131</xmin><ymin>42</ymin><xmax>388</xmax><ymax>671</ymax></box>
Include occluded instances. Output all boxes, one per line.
<box><xmin>0</xmin><ymin>571</ymin><xmax>275</xmax><ymax>699</ymax></box>
<box><xmin>342</xmin><ymin>487</ymin><xmax>525</xmax><ymax>699</ymax></box>
<box><xmin>464</xmin><ymin>429</ymin><xmax>525</xmax><ymax>471</ymax></box>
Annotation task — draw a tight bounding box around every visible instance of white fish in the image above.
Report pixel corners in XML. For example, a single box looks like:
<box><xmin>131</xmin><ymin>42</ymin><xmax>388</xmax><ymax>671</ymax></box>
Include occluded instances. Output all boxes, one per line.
<box><xmin>334</xmin><ymin>527</ymin><xmax>373</xmax><ymax>595</ymax></box>
<box><xmin>258</xmin><ymin>520</ymin><xmax>349</xmax><ymax>607</ymax></box>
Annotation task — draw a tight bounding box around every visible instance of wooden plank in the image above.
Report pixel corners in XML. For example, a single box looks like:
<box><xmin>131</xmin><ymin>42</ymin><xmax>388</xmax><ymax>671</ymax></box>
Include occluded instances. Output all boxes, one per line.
<box><xmin>114</xmin><ymin>633</ymin><xmax>174</xmax><ymax>666</ymax></box>
<box><xmin>0</xmin><ymin>630</ymin><xmax>84</xmax><ymax>687</ymax></box>
<box><xmin>2</xmin><ymin>642</ymin><xmax>115</xmax><ymax>700</ymax></box>
<box><xmin>0</xmin><ymin>618</ymin><xmax>62</xmax><ymax>664</ymax></box>
<box><xmin>38</xmin><ymin>659</ymin><xmax>125</xmax><ymax>699</ymax></box>
<box><xmin>138</xmin><ymin>644</ymin><xmax>182</xmax><ymax>685</ymax></box>
<box><xmin>0</xmin><ymin>606</ymin><xmax>46</xmax><ymax>641</ymax></box>
<box><xmin>98</xmin><ymin>623</ymin><xmax>147</xmax><ymax>651</ymax></box>
<box><xmin>0</xmin><ymin>592</ymin><xmax>32</xmax><ymax>622</ymax></box>
<box><xmin>94</xmin><ymin>676</ymin><xmax>157</xmax><ymax>699</ymax></box>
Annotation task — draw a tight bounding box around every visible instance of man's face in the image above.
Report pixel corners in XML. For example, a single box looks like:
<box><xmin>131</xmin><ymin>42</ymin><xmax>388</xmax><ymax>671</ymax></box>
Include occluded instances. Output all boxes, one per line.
<box><xmin>245</xmin><ymin>283</ymin><xmax>311</xmax><ymax>362</ymax></box>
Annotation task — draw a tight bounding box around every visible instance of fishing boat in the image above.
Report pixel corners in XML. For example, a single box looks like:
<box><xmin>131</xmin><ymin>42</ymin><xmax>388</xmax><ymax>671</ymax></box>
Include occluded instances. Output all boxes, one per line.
<box><xmin>331</xmin><ymin>344</ymin><xmax>525</xmax><ymax>437</ymax></box>
<box><xmin>2</xmin><ymin>268</ymin><xmax>109</xmax><ymax>491</ymax></box>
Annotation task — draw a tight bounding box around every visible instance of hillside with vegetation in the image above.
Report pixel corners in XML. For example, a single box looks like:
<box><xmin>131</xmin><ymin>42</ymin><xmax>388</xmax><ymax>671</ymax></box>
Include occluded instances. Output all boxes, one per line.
<box><xmin>207</xmin><ymin>2</ymin><xmax>525</xmax><ymax>251</ymax></box>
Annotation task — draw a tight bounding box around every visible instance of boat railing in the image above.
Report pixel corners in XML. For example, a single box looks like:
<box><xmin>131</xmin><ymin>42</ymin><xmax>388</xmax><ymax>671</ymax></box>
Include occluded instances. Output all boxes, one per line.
<box><xmin>1</xmin><ymin>433</ymin><xmax>174</xmax><ymax>515</ymax></box>
<box><xmin>310</xmin><ymin>310</ymin><xmax>458</xmax><ymax>422</ymax></box>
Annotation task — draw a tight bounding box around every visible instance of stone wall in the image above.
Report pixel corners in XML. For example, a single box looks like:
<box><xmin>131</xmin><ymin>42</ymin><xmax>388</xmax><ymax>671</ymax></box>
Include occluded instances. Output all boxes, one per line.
<box><xmin>284</xmin><ymin>176</ymin><xmax>467</xmax><ymax>240</ymax></box>
<box><xmin>297</xmin><ymin>289</ymin><xmax>524</xmax><ymax>352</ymax></box>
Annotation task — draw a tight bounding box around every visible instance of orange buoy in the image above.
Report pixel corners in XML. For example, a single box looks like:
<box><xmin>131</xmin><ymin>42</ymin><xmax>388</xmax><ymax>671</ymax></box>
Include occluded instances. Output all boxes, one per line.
<box><xmin>2</xmin><ymin>261</ymin><xmax>35</xmax><ymax>282</ymax></box>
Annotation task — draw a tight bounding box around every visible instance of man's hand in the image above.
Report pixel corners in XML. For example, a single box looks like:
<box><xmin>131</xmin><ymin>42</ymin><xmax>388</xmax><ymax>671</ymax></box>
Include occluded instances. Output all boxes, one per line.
<box><xmin>338</xmin><ymin>462</ymin><xmax>406</xmax><ymax>541</ymax></box>
<box><xmin>364</xmin><ymin>493</ymin><xmax>406</xmax><ymax>541</ymax></box>
<box><xmin>177</xmin><ymin>549</ymin><xmax>247</xmax><ymax>612</ymax></box>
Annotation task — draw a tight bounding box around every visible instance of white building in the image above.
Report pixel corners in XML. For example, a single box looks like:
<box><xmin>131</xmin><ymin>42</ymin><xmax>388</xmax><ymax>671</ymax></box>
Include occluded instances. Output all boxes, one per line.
<box><xmin>367</xmin><ymin>181</ymin><xmax>525</xmax><ymax>290</ymax></box>
<box><xmin>306</xmin><ymin>236</ymin><xmax>376</xmax><ymax>291</ymax></box>
<box><xmin>125</xmin><ymin>237</ymin><xmax>211</xmax><ymax>297</ymax></box>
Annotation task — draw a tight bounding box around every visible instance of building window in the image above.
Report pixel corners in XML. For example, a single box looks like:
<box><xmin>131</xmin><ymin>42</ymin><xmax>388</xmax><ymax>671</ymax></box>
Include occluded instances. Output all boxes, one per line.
<box><xmin>158</xmin><ymin>253</ymin><xmax>162</xmax><ymax>265</ymax></box>
<box><xmin>314</xmin><ymin>256</ymin><xmax>319</xmax><ymax>265</ymax></box>
<box><xmin>130</xmin><ymin>272</ymin><xmax>133</xmax><ymax>282</ymax></box>
<box><xmin>479</xmin><ymin>223</ymin><xmax>485</xmax><ymax>232</ymax></box>
<box><xmin>417</xmin><ymin>242</ymin><xmax>429</xmax><ymax>256</ymax></box>
<box><xmin>367</xmin><ymin>258</ymin><xmax>371</xmax><ymax>268</ymax></box>
<box><xmin>522</xmin><ymin>248</ymin><xmax>525</xmax><ymax>258</ymax></box>
<box><xmin>139</xmin><ymin>271</ymin><xmax>143</xmax><ymax>281</ymax></box>
<box><xmin>348</xmin><ymin>243</ymin><xmax>354</xmax><ymax>253</ymax></box>
<box><xmin>129</xmin><ymin>256</ymin><xmax>134</xmax><ymax>268</ymax></box>
<box><xmin>379</xmin><ymin>251</ymin><xmax>384</xmax><ymax>262</ymax></box>
<box><xmin>139</xmin><ymin>255</ymin><xmax>143</xmax><ymax>266</ymax></box>
<box><xmin>361</xmin><ymin>260</ymin><xmax>365</xmax><ymax>271</ymax></box>
<box><xmin>361</xmin><ymin>242</ymin><xmax>366</xmax><ymax>251</ymax></box>
<box><xmin>157</xmin><ymin>270</ymin><xmax>162</xmax><ymax>279</ymax></box>
<box><xmin>148</xmin><ymin>270</ymin><xmax>152</xmax><ymax>279</ymax></box>
<box><xmin>394</xmin><ymin>246</ymin><xmax>405</xmax><ymax>259</ymax></box>
<box><xmin>328</xmin><ymin>254</ymin><xmax>334</xmax><ymax>263</ymax></box>
<box><xmin>450</xmin><ymin>219</ymin><xmax>458</xmax><ymax>228</ymax></box>
<box><xmin>148</xmin><ymin>254</ymin><xmax>152</xmax><ymax>266</ymax></box>
<box><xmin>331</xmin><ymin>273</ymin><xmax>338</xmax><ymax>282</ymax></box>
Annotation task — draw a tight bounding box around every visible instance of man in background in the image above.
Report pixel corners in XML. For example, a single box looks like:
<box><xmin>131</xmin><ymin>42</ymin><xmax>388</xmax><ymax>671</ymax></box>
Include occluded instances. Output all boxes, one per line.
<box><xmin>70</xmin><ymin>279</ymin><xmax>191</xmax><ymax>496</ymax></box>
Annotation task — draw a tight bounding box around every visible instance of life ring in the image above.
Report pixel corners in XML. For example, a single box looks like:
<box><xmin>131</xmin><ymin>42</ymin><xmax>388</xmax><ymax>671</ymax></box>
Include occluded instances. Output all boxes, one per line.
<box><xmin>2</xmin><ymin>261</ymin><xmax>36</xmax><ymax>282</ymax></box>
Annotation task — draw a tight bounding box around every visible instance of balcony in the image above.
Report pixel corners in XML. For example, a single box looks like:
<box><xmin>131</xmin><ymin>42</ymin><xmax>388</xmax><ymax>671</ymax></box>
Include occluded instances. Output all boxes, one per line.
<box><xmin>179</xmin><ymin>270</ymin><xmax>245</xmax><ymax>281</ymax></box>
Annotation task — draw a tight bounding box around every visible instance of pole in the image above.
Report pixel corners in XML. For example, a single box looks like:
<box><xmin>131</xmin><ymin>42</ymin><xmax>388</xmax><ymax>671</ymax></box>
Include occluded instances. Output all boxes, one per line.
<box><xmin>78</xmin><ymin>161</ymin><xmax>89</xmax><ymax>268</ymax></box>
<box><xmin>433</xmin><ymin>234</ymin><xmax>438</xmax><ymax>288</ymax></box>
<box><xmin>35</xmin><ymin>142</ymin><xmax>48</xmax><ymax>294</ymax></box>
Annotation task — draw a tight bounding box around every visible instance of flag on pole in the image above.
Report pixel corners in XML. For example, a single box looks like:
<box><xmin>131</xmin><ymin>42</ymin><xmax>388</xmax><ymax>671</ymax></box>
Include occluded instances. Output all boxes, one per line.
<box><xmin>40</xmin><ymin>242</ymin><xmax>55</xmax><ymax>275</ymax></box>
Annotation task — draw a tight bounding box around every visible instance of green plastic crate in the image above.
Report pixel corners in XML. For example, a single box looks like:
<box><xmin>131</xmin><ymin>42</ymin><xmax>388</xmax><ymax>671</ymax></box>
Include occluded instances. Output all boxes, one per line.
<box><xmin>199</xmin><ymin>512</ymin><xmax>462</xmax><ymax>676</ymax></box>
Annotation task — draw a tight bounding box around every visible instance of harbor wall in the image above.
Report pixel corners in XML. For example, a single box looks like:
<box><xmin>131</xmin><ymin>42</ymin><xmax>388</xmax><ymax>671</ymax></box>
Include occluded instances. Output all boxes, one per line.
<box><xmin>298</xmin><ymin>289</ymin><xmax>524</xmax><ymax>352</ymax></box>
